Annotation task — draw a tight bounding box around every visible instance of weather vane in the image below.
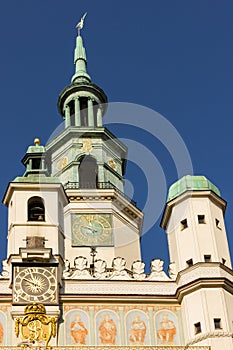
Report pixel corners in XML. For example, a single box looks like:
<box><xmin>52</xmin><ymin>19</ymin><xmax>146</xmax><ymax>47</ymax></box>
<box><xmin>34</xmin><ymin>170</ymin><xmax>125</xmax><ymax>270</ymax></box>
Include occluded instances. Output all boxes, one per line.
<box><xmin>76</xmin><ymin>12</ymin><xmax>87</xmax><ymax>36</ymax></box>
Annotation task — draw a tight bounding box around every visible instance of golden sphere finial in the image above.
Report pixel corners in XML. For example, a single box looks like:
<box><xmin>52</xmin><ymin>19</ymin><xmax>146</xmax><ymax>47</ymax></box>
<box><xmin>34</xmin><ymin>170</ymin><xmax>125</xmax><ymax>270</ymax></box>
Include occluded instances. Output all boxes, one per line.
<box><xmin>34</xmin><ymin>138</ymin><xmax>40</xmax><ymax>146</ymax></box>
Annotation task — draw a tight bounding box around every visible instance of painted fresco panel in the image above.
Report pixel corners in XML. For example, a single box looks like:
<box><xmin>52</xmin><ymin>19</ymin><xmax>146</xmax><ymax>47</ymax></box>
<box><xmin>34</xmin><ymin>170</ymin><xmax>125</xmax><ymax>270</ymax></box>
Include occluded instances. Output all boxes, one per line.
<box><xmin>63</xmin><ymin>304</ymin><xmax>182</xmax><ymax>346</ymax></box>
<box><xmin>155</xmin><ymin>310</ymin><xmax>179</xmax><ymax>345</ymax></box>
<box><xmin>96</xmin><ymin>310</ymin><xmax>119</xmax><ymax>345</ymax></box>
<box><xmin>65</xmin><ymin>310</ymin><xmax>89</xmax><ymax>345</ymax></box>
<box><xmin>126</xmin><ymin>310</ymin><xmax>149</xmax><ymax>345</ymax></box>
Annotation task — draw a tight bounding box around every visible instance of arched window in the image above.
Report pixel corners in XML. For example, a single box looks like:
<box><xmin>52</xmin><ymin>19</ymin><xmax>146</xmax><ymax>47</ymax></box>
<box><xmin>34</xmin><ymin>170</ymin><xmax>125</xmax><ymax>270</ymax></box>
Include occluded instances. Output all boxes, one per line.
<box><xmin>78</xmin><ymin>155</ymin><xmax>98</xmax><ymax>189</ymax></box>
<box><xmin>28</xmin><ymin>196</ymin><xmax>45</xmax><ymax>221</ymax></box>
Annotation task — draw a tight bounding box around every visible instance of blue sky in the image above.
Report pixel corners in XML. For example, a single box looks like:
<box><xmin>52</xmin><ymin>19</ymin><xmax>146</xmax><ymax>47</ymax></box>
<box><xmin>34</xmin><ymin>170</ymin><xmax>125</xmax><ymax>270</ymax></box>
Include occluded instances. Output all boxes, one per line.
<box><xmin>0</xmin><ymin>1</ymin><xmax>233</xmax><ymax>271</ymax></box>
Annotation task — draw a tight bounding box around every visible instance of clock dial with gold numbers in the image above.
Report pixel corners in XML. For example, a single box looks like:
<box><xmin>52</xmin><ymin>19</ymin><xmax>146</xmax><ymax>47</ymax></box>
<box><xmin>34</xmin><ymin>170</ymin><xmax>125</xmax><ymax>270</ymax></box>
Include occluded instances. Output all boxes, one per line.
<box><xmin>13</xmin><ymin>266</ymin><xmax>57</xmax><ymax>304</ymax></box>
<box><xmin>72</xmin><ymin>214</ymin><xmax>113</xmax><ymax>246</ymax></box>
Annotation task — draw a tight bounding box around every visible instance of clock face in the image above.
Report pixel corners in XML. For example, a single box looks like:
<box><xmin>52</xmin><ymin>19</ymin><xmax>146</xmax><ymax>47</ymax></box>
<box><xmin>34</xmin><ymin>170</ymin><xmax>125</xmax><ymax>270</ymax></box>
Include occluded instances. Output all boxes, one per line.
<box><xmin>13</xmin><ymin>266</ymin><xmax>57</xmax><ymax>304</ymax></box>
<box><xmin>72</xmin><ymin>213</ymin><xmax>113</xmax><ymax>246</ymax></box>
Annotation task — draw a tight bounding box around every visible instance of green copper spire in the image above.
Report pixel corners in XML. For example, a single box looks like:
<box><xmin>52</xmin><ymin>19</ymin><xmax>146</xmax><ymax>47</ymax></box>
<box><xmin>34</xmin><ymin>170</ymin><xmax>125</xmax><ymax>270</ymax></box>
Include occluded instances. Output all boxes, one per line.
<box><xmin>57</xmin><ymin>15</ymin><xmax>108</xmax><ymax>122</ymax></box>
<box><xmin>71</xmin><ymin>14</ymin><xmax>91</xmax><ymax>84</ymax></box>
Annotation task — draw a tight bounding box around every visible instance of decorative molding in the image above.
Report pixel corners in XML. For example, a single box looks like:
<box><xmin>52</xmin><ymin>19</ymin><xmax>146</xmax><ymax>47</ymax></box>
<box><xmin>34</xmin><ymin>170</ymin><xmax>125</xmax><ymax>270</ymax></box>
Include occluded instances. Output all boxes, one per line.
<box><xmin>187</xmin><ymin>330</ymin><xmax>233</xmax><ymax>345</ymax></box>
<box><xmin>132</xmin><ymin>260</ymin><xmax>146</xmax><ymax>280</ymax></box>
<box><xmin>64</xmin><ymin>281</ymin><xmax>176</xmax><ymax>295</ymax></box>
<box><xmin>80</xmin><ymin>138</ymin><xmax>93</xmax><ymax>153</ymax></box>
<box><xmin>168</xmin><ymin>262</ymin><xmax>177</xmax><ymax>280</ymax></box>
<box><xmin>63</xmin><ymin>256</ymin><xmax>171</xmax><ymax>283</ymax></box>
<box><xmin>177</xmin><ymin>264</ymin><xmax>233</xmax><ymax>287</ymax></box>
<box><xmin>147</xmin><ymin>259</ymin><xmax>170</xmax><ymax>281</ymax></box>
<box><xmin>61</xmin><ymin>258</ymin><xmax>233</xmax><ymax>296</ymax></box>
<box><xmin>0</xmin><ymin>260</ymin><xmax>9</xmax><ymax>279</ymax></box>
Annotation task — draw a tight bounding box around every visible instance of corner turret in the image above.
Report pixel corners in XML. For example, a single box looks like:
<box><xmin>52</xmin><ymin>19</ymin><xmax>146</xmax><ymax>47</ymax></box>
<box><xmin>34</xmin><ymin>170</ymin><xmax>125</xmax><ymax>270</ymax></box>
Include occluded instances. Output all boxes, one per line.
<box><xmin>161</xmin><ymin>175</ymin><xmax>231</xmax><ymax>272</ymax></box>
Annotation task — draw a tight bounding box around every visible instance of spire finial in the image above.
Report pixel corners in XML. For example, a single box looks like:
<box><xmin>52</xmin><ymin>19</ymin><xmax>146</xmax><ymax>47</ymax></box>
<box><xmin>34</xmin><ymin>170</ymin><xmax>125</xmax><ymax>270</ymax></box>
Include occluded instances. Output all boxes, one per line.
<box><xmin>76</xmin><ymin>12</ymin><xmax>87</xmax><ymax>36</ymax></box>
<box><xmin>34</xmin><ymin>138</ymin><xmax>40</xmax><ymax>146</ymax></box>
<box><xmin>72</xmin><ymin>13</ymin><xmax>91</xmax><ymax>84</ymax></box>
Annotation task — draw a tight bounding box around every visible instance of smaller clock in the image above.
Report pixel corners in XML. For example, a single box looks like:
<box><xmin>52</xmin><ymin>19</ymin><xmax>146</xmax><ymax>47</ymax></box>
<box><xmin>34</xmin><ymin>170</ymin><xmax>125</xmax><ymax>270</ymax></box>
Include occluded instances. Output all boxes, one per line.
<box><xmin>72</xmin><ymin>213</ymin><xmax>113</xmax><ymax>247</ymax></box>
<box><xmin>13</xmin><ymin>265</ymin><xmax>58</xmax><ymax>304</ymax></box>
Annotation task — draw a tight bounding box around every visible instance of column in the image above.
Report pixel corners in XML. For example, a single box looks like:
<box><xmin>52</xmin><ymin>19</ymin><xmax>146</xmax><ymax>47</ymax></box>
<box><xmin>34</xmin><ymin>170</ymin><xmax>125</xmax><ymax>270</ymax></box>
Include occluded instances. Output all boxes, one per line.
<box><xmin>65</xmin><ymin>105</ymin><xmax>71</xmax><ymax>128</ymax></box>
<box><xmin>148</xmin><ymin>307</ymin><xmax>156</xmax><ymax>345</ymax></box>
<box><xmin>97</xmin><ymin>105</ymin><xmax>103</xmax><ymax>127</ymax></box>
<box><xmin>98</xmin><ymin>164</ymin><xmax>105</xmax><ymax>183</ymax></box>
<box><xmin>74</xmin><ymin>97</ymin><xmax>81</xmax><ymax>126</ymax></box>
<box><xmin>88</xmin><ymin>97</ymin><xmax>94</xmax><ymax>127</ymax></box>
<box><xmin>89</xmin><ymin>306</ymin><xmax>95</xmax><ymax>345</ymax></box>
<box><xmin>119</xmin><ymin>306</ymin><xmax>125</xmax><ymax>345</ymax></box>
<box><xmin>28</xmin><ymin>159</ymin><xmax>32</xmax><ymax>171</ymax></box>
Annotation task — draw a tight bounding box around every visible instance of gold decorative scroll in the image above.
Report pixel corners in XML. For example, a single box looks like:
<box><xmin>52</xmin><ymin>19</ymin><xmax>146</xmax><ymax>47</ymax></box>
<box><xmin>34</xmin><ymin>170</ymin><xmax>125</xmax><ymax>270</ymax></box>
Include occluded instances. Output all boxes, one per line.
<box><xmin>15</xmin><ymin>302</ymin><xmax>57</xmax><ymax>347</ymax></box>
<box><xmin>81</xmin><ymin>139</ymin><xmax>93</xmax><ymax>153</ymax></box>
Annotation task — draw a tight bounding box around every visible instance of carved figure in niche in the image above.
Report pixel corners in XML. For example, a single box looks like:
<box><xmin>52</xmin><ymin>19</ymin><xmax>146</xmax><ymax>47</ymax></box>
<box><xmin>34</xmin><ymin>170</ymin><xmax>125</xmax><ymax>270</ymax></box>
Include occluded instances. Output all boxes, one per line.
<box><xmin>0</xmin><ymin>322</ymin><xmax>3</xmax><ymax>343</ymax></box>
<box><xmin>129</xmin><ymin>314</ymin><xmax>146</xmax><ymax>344</ymax></box>
<box><xmin>70</xmin><ymin>314</ymin><xmax>88</xmax><ymax>345</ymax></box>
<box><xmin>99</xmin><ymin>313</ymin><xmax>117</xmax><ymax>345</ymax></box>
<box><xmin>157</xmin><ymin>313</ymin><xmax>176</xmax><ymax>344</ymax></box>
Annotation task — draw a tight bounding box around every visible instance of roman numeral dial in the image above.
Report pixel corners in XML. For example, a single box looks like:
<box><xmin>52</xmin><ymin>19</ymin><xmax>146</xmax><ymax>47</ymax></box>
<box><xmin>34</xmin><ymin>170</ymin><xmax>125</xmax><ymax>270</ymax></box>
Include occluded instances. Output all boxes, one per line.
<box><xmin>13</xmin><ymin>266</ymin><xmax>57</xmax><ymax>304</ymax></box>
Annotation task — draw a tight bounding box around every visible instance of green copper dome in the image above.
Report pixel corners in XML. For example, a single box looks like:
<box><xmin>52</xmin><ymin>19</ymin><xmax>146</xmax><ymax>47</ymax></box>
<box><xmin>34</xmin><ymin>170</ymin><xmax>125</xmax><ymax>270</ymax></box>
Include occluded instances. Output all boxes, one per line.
<box><xmin>167</xmin><ymin>175</ymin><xmax>221</xmax><ymax>202</ymax></box>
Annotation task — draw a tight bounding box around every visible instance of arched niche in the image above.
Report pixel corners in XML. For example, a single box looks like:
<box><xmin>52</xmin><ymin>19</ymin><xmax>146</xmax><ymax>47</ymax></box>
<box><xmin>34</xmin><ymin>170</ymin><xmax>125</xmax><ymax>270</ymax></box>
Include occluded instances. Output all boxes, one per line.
<box><xmin>28</xmin><ymin>196</ymin><xmax>45</xmax><ymax>221</ymax></box>
<box><xmin>78</xmin><ymin>155</ymin><xmax>98</xmax><ymax>189</ymax></box>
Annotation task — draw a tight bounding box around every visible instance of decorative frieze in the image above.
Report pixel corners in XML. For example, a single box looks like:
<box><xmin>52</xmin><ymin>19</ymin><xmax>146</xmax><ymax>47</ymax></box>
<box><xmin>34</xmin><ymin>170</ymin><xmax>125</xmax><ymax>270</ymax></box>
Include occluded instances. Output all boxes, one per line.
<box><xmin>62</xmin><ymin>256</ymin><xmax>171</xmax><ymax>282</ymax></box>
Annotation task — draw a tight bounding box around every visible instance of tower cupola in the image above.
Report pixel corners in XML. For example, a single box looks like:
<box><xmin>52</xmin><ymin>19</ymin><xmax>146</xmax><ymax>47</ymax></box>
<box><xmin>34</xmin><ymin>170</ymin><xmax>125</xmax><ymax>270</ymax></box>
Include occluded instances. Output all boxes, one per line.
<box><xmin>21</xmin><ymin>138</ymin><xmax>48</xmax><ymax>177</ymax></box>
<box><xmin>58</xmin><ymin>17</ymin><xmax>107</xmax><ymax>129</ymax></box>
<box><xmin>161</xmin><ymin>175</ymin><xmax>232</xmax><ymax>272</ymax></box>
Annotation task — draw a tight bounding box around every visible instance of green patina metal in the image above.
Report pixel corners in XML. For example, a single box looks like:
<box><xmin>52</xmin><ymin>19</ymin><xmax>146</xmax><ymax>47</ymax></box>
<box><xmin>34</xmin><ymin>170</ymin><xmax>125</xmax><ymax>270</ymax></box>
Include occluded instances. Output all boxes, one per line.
<box><xmin>72</xmin><ymin>35</ymin><xmax>91</xmax><ymax>84</ymax></box>
<box><xmin>13</xmin><ymin>175</ymin><xmax>60</xmax><ymax>183</ymax></box>
<box><xmin>13</xmin><ymin>139</ymin><xmax>60</xmax><ymax>184</ymax></box>
<box><xmin>167</xmin><ymin>175</ymin><xmax>221</xmax><ymax>202</ymax></box>
<box><xmin>26</xmin><ymin>144</ymin><xmax>45</xmax><ymax>153</ymax></box>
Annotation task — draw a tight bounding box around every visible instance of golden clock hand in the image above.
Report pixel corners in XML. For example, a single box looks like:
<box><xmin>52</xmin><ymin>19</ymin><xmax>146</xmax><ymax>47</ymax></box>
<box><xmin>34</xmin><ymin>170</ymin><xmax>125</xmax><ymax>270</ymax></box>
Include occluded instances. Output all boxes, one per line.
<box><xmin>24</xmin><ymin>276</ymin><xmax>42</xmax><ymax>288</ymax></box>
<box><xmin>24</xmin><ymin>277</ymin><xmax>37</xmax><ymax>285</ymax></box>
<box><xmin>28</xmin><ymin>269</ymin><xmax>37</xmax><ymax>283</ymax></box>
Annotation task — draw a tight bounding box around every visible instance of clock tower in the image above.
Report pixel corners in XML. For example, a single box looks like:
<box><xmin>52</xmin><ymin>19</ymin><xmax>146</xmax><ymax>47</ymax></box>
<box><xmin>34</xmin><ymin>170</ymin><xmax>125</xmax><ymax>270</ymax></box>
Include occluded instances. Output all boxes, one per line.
<box><xmin>1</xmin><ymin>17</ymin><xmax>233</xmax><ymax>350</ymax></box>
<box><xmin>2</xmin><ymin>26</ymin><xmax>143</xmax><ymax>346</ymax></box>
<box><xmin>45</xmin><ymin>29</ymin><xmax>143</xmax><ymax>267</ymax></box>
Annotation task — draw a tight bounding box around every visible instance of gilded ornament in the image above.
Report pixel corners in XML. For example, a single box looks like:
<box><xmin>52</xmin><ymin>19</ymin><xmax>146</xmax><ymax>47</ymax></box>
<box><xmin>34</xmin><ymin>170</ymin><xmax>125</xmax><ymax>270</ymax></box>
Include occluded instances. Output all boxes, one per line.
<box><xmin>81</xmin><ymin>138</ymin><xmax>93</xmax><ymax>152</ymax></box>
<box><xmin>34</xmin><ymin>138</ymin><xmax>40</xmax><ymax>146</ymax></box>
<box><xmin>108</xmin><ymin>159</ymin><xmax>117</xmax><ymax>171</ymax></box>
<box><xmin>56</xmin><ymin>157</ymin><xmax>68</xmax><ymax>171</ymax></box>
<box><xmin>15</xmin><ymin>302</ymin><xmax>58</xmax><ymax>347</ymax></box>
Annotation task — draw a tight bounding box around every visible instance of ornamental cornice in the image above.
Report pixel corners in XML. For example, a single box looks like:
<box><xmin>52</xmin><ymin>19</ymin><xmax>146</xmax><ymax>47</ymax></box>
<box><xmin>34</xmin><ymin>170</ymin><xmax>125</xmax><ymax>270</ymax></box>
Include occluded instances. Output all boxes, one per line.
<box><xmin>177</xmin><ymin>263</ymin><xmax>233</xmax><ymax>288</ymax></box>
<box><xmin>186</xmin><ymin>330</ymin><xmax>233</xmax><ymax>345</ymax></box>
<box><xmin>63</xmin><ymin>280</ymin><xmax>177</xmax><ymax>296</ymax></box>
